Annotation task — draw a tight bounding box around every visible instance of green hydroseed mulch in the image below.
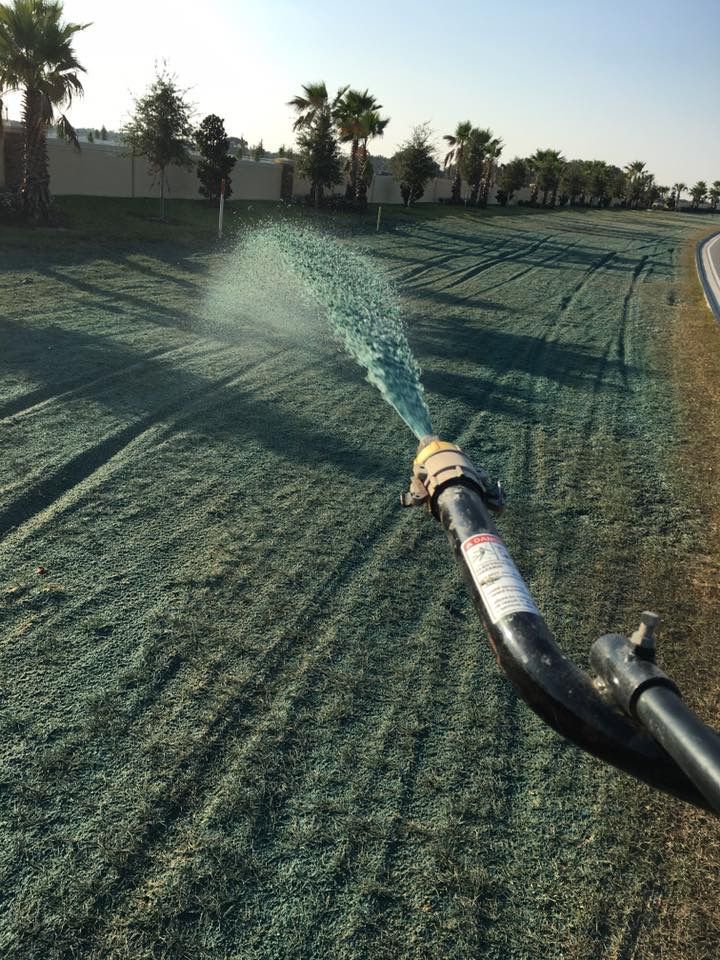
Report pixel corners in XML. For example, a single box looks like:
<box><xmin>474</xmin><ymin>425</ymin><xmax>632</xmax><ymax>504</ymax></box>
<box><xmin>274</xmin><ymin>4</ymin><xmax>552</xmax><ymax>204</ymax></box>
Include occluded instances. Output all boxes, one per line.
<box><xmin>0</xmin><ymin>201</ymin><xmax>715</xmax><ymax>959</ymax></box>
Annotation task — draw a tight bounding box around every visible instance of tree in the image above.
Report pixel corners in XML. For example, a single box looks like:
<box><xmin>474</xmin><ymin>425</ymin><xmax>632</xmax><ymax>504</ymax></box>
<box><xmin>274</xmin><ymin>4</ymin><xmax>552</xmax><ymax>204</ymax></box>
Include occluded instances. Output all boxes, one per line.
<box><xmin>671</xmin><ymin>181</ymin><xmax>686</xmax><ymax>211</ymax></box>
<box><xmin>0</xmin><ymin>0</ymin><xmax>89</xmax><ymax>222</ymax></box>
<box><xmin>295</xmin><ymin>109</ymin><xmax>342</xmax><ymax>208</ymax></box>
<box><xmin>624</xmin><ymin>160</ymin><xmax>650</xmax><ymax>208</ymax></box>
<box><xmin>87</xmin><ymin>128</ymin><xmax>93</xmax><ymax>142</ymax></box>
<box><xmin>709</xmin><ymin>181</ymin><xmax>720</xmax><ymax>212</ymax></box>
<box><xmin>443</xmin><ymin>121</ymin><xmax>472</xmax><ymax>203</ymax></box>
<box><xmin>480</xmin><ymin>135</ymin><xmax>503</xmax><ymax>206</ymax></box>
<box><xmin>123</xmin><ymin>67</ymin><xmax>194</xmax><ymax>220</ymax></box>
<box><xmin>529</xmin><ymin>149</ymin><xmax>565</xmax><ymax>206</ymax></box>
<box><xmin>496</xmin><ymin>157</ymin><xmax>527</xmax><ymax>206</ymax></box>
<box><xmin>559</xmin><ymin>160</ymin><xmax>587</xmax><ymax>206</ymax></box>
<box><xmin>252</xmin><ymin>139</ymin><xmax>265</xmax><ymax>161</ymax></box>
<box><xmin>100</xmin><ymin>124</ymin><xmax>107</xmax><ymax>140</ymax></box>
<box><xmin>195</xmin><ymin>113</ymin><xmax>236</xmax><ymax>203</ymax></box>
<box><xmin>391</xmin><ymin>123</ymin><xmax>439</xmax><ymax>206</ymax></box>
<box><xmin>288</xmin><ymin>81</ymin><xmax>345</xmax><ymax>208</ymax></box>
<box><xmin>335</xmin><ymin>88</ymin><xmax>388</xmax><ymax>205</ymax></box>
<box><xmin>690</xmin><ymin>180</ymin><xmax>708</xmax><ymax>209</ymax></box>
<box><xmin>235</xmin><ymin>135</ymin><xmax>248</xmax><ymax>159</ymax></box>
<box><xmin>353</xmin><ymin>109</ymin><xmax>389</xmax><ymax>205</ymax></box>
<box><xmin>608</xmin><ymin>167</ymin><xmax>627</xmax><ymax>205</ymax></box>
<box><xmin>457</xmin><ymin>127</ymin><xmax>502</xmax><ymax>206</ymax></box>
<box><xmin>288</xmin><ymin>81</ymin><xmax>345</xmax><ymax>132</ymax></box>
<box><xmin>586</xmin><ymin>160</ymin><xmax>611</xmax><ymax>207</ymax></box>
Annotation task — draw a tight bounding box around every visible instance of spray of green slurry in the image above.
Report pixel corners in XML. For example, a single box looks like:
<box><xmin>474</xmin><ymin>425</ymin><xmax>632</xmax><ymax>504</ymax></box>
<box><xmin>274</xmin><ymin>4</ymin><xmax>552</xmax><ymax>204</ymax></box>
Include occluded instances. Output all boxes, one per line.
<box><xmin>245</xmin><ymin>223</ymin><xmax>433</xmax><ymax>438</ymax></box>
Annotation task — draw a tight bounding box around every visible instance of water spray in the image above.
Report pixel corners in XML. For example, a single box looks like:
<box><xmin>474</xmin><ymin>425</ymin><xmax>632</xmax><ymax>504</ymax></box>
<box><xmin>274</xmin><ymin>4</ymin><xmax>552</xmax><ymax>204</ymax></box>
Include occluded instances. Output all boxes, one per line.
<box><xmin>243</xmin><ymin>223</ymin><xmax>432</xmax><ymax>438</ymax></box>
<box><xmin>223</xmin><ymin>223</ymin><xmax>720</xmax><ymax>813</ymax></box>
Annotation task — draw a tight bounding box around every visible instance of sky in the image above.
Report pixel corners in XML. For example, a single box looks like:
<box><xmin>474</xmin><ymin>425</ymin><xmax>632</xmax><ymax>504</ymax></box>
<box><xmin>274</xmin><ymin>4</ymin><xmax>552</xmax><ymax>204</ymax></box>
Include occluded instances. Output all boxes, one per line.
<box><xmin>3</xmin><ymin>0</ymin><xmax>719</xmax><ymax>186</ymax></box>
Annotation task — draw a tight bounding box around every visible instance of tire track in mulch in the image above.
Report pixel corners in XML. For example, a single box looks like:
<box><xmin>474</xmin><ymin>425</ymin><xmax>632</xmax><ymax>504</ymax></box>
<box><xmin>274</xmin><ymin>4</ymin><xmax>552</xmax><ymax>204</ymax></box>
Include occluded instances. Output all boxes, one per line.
<box><xmin>525</xmin><ymin>245</ymin><xmax>655</xmax><ymax>606</ymax></box>
<box><xmin>615</xmin><ymin>255</ymin><xmax>651</xmax><ymax>392</ymax></box>
<box><xmin>99</xmin><ymin>547</ymin><xmax>453</xmax><ymax>956</ymax></box>
<box><xmin>413</xmin><ymin>234</ymin><xmax>554</xmax><ymax>293</ymax></box>
<box><xmin>34</xmin><ymin>499</ymin><xmax>414</xmax><ymax>957</ymax></box>
<box><xmin>0</xmin><ymin>347</ymin><xmax>293</xmax><ymax>541</ymax></box>
<box><xmin>556</xmin><ymin>250</ymin><xmax>618</xmax><ymax>320</ymax></box>
<box><xmin>394</xmin><ymin>236</ymin><xmax>516</xmax><ymax>288</ymax></box>
<box><xmin>437</xmin><ymin>236</ymin><xmax>555</xmax><ymax>292</ymax></box>
<box><xmin>0</xmin><ymin>346</ymin><xmax>320</xmax><ymax>670</ymax></box>
<box><xmin>65</xmin><ymin>411</ymin><xmax>480</xmax><ymax>951</ymax></box>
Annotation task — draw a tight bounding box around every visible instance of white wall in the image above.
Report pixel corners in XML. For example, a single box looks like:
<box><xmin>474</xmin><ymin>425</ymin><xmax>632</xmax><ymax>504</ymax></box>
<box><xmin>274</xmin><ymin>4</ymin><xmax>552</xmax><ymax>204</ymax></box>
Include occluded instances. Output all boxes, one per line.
<box><xmin>292</xmin><ymin>173</ymin><xmax>454</xmax><ymax>205</ymax></box>
<box><xmin>2</xmin><ymin>127</ymin><xmax>525</xmax><ymax>206</ymax></box>
<box><xmin>45</xmin><ymin>138</ymin><xmax>284</xmax><ymax>201</ymax></box>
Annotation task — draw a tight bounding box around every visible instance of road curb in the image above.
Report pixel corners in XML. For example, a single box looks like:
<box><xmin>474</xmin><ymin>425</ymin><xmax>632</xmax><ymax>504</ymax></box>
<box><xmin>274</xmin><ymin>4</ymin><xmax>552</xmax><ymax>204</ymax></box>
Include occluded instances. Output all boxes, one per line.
<box><xmin>696</xmin><ymin>231</ymin><xmax>720</xmax><ymax>322</ymax></box>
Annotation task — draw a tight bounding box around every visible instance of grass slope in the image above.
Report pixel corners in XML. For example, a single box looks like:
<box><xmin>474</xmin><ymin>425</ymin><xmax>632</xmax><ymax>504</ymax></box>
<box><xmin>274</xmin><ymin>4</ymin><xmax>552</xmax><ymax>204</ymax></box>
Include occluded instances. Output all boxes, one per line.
<box><xmin>0</xmin><ymin>201</ymin><xmax>718</xmax><ymax>959</ymax></box>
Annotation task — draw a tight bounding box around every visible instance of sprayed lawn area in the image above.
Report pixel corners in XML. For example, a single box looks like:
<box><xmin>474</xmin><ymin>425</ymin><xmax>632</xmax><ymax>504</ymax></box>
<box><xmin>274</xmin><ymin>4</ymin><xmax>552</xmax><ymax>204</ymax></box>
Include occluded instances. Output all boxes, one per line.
<box><xmin>1</xmin><ymin>202</ymin><xmax>719</xmax><ymax>959</ymax></box>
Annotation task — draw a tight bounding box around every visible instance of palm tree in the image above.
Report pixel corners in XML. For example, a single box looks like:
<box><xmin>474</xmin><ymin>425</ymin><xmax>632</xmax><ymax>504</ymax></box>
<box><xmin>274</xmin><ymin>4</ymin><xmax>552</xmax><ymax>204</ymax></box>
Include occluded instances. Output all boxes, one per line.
<box><xmin>624</xmin><ymin>161</ymin><xmax>647</xmax><ymax>208</ymax></box>
<box><xmin>335</xmin><ymin>88</ymin><xmax>387</xmax><ymax>203</ymax></box>
<box><xmin>443</xmin><ymin>120</ymin><xmax>472</xmax><ymax>203</ymax></box>
<box><xmin>529</xmin><ymin>149</ymin><xmax>565</xmax><ymax>206</ymax></box>
<box><xmin>287</xmin><ymin>81</ymin><xmax>346</xmax><ymax>132</ymax></box>
<box><xmin>0</xmin><ymin>0</ymin><xmax>89</xmax><ymax>222</ymax></box>
<box><xmin>709</xmin><ymin>181</ymin><xmax>720</xmax><ymax>212</ymax></box>
<box><xmin>480</xmin><ymin>134</ymin><xmax>503</xmax><ymax>206</ymax></box>
<box><xmin>354</xmin><ymin>108</ymin><xmax>388</xmax><ymax>205</ymax></box>
<box><xmin>690</xmin><ymin>180</ymin><xmax>708</xmax><ymax>209</ymax></box>
<box><xmin>672</xmin><ymin>181</ymin><xmax>686</xmax><ymax>211</ymax></box>
<box><xmin>453</xmin><ymin>127</ymin><xmax>503</xmax><ymax>207</ymax></box>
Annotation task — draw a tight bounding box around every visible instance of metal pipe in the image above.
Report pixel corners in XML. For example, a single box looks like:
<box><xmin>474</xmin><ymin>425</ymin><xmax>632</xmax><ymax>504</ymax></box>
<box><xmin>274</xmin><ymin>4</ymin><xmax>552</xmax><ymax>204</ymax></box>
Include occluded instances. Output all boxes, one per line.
<box><xmin>635</xmin><ymin>686</ymin><xmax>720</xmax><ymax>814</ymax></box>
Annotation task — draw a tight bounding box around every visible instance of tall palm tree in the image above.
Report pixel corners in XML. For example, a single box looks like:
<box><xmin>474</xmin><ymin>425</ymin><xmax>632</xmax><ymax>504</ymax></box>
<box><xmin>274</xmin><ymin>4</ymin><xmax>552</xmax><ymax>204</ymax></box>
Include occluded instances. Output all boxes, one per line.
<box><xmin>689</xmin><ymin>180</ymin><xmax>708</xmax><ymax>209</ymax></box>
<box><xmin>480</xmin><ymin>134</ymin><xmax>503</xmax><ymax>206</ymax></box>
<box><xmin>529</xmin><ymin>149</ymin><xmax>565</xmax><ymax>206</ymax></box>
<box><xmin>624</xmin><ymin>160</ymin><xmax>648</xmax><ymax>208</ymax></box>
<box><xmin>354</xmin><ymin>108</ymin><xmax>388</xmax><ymax>205</ymax></box>
<box><xmin>287</xmin><ymin>81</ymin><xmax>346</xmax><ymax>132</ymax></box>
<box><xmin>709</xmin><ymin>181</ymin><xmax>720</xmax><ymax>212</ymax></box>
<box><xmin>0</xmin><ymin>0</ymin><xmax>89</xmax><ymax>222</ymax></box>
<box><xmin>672</xmin><ymin>181</ymin><xmax>686</xmax><ymax>212</ymax></box>
<box><xmin>335</xmin><ymin>88</ymin><xmax>387</xmax><ymax>203</ymax></box>
<box><xmin>443</xmin><ymin>120</ymin><xmax>472</xmax><ymax>203</ymax></box>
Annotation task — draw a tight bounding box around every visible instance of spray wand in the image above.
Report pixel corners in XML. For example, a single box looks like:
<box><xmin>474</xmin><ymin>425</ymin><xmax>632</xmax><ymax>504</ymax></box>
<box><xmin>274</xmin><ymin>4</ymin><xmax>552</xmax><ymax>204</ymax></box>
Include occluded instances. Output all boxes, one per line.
<box><xmin>402</xmin><ymin>435</ymin><xmax>720</xmax><ymax>816</ymax></box>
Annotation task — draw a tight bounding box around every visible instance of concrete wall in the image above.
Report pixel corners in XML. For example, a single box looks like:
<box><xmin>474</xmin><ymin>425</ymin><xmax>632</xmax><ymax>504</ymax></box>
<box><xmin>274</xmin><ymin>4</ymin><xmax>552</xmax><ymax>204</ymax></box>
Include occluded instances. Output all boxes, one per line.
<box><xmin>292</xmin><ymin>173</ymin><xmax>454</xmax><ymax>205</ymax></box>
<box><xmin>44</xmin><ymin>138</ymin><xmax>284</xmax><ymax>201</ymax></box>
<box><xmin>1</xmin><ymin>121</ymin><xmax>24</xmax><ymax>191</ymax></box>
<box><xmin>0</xmin><ymin>123</ymin><xmax>524</xmax><ymax>206</ymax></box>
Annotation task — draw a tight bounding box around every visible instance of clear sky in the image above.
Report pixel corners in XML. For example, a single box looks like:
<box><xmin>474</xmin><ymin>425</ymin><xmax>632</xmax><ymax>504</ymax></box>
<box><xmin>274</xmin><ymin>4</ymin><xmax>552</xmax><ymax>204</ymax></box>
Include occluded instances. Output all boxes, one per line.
<box><xmin>3</xmin><ymin>0</ymin><xmax>718</xmax><ymax>185</ymax></box>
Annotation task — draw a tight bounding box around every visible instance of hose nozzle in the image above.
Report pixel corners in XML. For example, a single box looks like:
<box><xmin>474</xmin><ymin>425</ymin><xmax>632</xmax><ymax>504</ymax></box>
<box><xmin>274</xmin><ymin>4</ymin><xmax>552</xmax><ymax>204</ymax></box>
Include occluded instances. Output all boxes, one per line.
<box><xmin>400</xmin><ymin>435</ymin><xmax>505</xmax><ymax>518</ymax></box>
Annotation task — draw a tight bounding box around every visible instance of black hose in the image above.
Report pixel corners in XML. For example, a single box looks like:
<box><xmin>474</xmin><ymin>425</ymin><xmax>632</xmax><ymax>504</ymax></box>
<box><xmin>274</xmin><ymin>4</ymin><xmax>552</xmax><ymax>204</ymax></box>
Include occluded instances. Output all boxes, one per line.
<box><xmin>635</xmin><ymin>686</ymin><xmax>720</xmax><ymax>815</ymax></box>
<box><xmin>435</xmin><ymin>481</ymin><xmax>711</xmax><ymax>811</ymax></box>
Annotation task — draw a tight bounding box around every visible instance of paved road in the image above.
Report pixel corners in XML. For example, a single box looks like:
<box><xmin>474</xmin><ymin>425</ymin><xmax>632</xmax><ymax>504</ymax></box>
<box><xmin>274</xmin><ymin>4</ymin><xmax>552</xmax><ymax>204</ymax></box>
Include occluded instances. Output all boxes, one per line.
<box><xmin>698</xmin><ymin>232</ymin><xmax>720</xmax><ymax>320</ymax></box>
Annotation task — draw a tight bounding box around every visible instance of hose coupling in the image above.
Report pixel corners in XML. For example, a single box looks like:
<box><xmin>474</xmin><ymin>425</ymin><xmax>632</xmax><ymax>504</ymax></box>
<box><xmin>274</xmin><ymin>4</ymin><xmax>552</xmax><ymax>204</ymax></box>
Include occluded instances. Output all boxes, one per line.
<box><xmin>400</xmin><ymin>435</ymin><xmax>505</xmax><ymax>518</ymax></box>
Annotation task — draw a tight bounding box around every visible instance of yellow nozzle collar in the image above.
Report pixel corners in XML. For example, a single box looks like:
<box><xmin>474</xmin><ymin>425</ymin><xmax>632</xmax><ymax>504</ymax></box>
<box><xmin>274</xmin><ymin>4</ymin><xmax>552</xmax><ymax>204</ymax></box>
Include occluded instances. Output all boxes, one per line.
<box><xmin>414</xmin><ymin>439</ymin><xmax>460</xmax><ymax>468</ymax></box>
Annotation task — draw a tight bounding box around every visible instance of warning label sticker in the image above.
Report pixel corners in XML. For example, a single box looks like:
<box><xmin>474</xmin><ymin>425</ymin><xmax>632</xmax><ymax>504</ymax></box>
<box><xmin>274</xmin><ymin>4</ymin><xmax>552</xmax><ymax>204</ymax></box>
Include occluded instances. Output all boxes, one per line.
<box><xmin>461</xmin><ymin>533</ymin><xmax>540</xmax><ymax>625</ymax></box>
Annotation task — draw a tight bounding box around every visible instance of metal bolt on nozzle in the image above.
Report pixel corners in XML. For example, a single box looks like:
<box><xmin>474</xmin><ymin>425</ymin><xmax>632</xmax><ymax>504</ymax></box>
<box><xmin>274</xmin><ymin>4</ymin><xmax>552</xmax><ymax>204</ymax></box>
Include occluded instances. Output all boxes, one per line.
<box><xmin>629</xmin><ymin>611</ymin><xmax>660</xmax><ymax>661</ymax></box>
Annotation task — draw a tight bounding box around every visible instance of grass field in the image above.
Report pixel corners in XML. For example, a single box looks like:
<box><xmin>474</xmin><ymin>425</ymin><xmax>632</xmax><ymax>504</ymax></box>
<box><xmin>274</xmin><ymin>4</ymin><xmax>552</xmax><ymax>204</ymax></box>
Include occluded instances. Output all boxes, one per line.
<box><xmin>1</xmin><ymin>199</ymin><xmax>719</xmax><ymax>959</ymax></box>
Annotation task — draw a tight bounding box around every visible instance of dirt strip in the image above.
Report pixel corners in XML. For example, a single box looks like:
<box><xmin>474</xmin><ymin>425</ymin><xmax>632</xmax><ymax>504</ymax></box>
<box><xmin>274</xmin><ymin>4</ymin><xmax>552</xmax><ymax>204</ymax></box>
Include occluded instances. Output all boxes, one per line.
<box><xmin>638</xmin><ymin>230</ymin><xmax>720</xmax><ymax>960</ymax></box>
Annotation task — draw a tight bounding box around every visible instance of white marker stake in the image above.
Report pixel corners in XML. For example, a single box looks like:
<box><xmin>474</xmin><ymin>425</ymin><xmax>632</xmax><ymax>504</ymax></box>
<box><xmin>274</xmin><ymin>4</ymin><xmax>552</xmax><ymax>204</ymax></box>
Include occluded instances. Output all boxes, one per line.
<box><xmin>376</xmin><ymin>205</ymin><xmax>382</xmax><ymax>233</ymax></box>
<box><xmin>218</xmin><ymin>178</ymin><xmax>225</xmax><ymax>239</ymax></box>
